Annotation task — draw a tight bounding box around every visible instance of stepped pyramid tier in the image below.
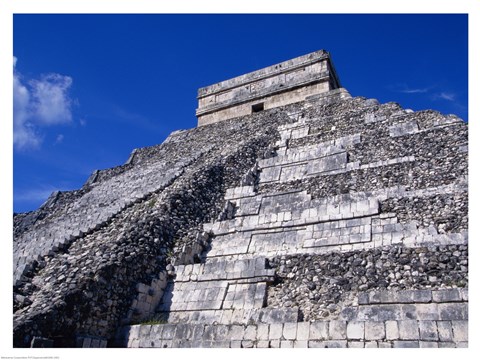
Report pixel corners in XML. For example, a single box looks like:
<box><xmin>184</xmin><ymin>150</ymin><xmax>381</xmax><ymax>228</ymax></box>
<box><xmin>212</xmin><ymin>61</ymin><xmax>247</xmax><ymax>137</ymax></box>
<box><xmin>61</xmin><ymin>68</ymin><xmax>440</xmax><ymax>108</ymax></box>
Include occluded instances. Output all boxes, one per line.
<box><xmin>13</xmin><ymin>50</ymin><xmax>467</xmax><ymax>348</ymax></box>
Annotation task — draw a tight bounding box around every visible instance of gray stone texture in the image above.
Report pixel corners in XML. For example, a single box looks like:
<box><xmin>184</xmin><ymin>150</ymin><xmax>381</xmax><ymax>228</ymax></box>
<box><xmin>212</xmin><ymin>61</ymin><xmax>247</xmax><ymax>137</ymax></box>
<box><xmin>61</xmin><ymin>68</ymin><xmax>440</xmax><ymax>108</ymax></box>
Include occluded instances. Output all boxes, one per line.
<box><xmin>328</xmin><ymin>321</ymin><xmax>347</xmax><ymax>340</ymax></box>
<box><xmin>385</xmin><ymin>321</ymin><xmax>399</xmax><ymax>340</ymax></box>
<box><xmin>451</xmin><ymin>320</ymin><xmax>468</xmax><ymax>342</ymax></box>
<box><xmin>13</xmin><ymin>49</ymin><xmax>468</xmax><ymax>349</ymax></box>
<box><xmin>296</xmin><ymin>322</ymin><xmax>310</xmax><ymax>341</ymax></box>
<box><xmin>419</xmin><ymin>321</ymin><xmax>438</xmax><ymax>341</ymax></box>
<box><xmin>365</xmin><ymin>322</ymin><xmax>385</xmax><ymax>340</ymax></box>
<box><xmin>398</xmin><ymin>321</ymin><xmax>420</xmax><ymax>340</ymax></box>
<box><xmin>282</xmin><ymin>322</ymin><xmax>297</xmax><ymax>340</ymax></box>
<box><xmin>309</xmin><ymin>321</ymin><xmax>329</xmax><ymax>340</ymax></box>
<box><xmin>347</xmin><ymin>321</ymin><xmax>364</xmax><ymax>340</ymax></box>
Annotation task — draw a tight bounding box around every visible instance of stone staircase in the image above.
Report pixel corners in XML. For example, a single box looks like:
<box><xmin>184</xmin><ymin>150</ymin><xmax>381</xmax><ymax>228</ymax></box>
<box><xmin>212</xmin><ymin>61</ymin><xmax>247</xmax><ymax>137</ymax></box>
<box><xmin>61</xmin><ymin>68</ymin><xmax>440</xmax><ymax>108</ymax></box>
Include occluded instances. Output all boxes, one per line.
<box><xmin>115</xmin><ymin>102</ymin><xmax>468</xmax><ymax>348</ymax></box>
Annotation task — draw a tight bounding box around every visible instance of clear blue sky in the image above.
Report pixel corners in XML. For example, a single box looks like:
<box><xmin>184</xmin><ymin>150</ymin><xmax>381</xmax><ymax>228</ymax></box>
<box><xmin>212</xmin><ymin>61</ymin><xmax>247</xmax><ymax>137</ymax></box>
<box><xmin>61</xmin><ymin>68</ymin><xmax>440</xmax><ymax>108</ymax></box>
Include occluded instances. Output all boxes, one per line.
<box><xmin>13</xmin><ymin>14</ymin><xmax>468</xmax><ymax>213</ymax></box>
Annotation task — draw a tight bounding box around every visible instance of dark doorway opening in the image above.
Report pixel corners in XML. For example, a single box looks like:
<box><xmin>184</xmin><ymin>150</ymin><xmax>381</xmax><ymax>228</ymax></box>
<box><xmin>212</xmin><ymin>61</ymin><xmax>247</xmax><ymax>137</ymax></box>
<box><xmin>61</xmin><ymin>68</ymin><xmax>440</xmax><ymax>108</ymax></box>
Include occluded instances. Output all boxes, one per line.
<box><xmin>252</xmin><ymin>103</ymin><xmax>264</xmax><ymax>113</ymax></box>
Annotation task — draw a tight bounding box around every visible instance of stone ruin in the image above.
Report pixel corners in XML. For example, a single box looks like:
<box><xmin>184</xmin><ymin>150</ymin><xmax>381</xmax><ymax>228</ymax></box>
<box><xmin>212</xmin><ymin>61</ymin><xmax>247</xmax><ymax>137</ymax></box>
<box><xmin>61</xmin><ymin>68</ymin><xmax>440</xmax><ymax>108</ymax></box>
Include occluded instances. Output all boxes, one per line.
<box><xmin>13</xmin><ymin>50</ymin><xmax>468</xmax><ymax>348</ymax></box>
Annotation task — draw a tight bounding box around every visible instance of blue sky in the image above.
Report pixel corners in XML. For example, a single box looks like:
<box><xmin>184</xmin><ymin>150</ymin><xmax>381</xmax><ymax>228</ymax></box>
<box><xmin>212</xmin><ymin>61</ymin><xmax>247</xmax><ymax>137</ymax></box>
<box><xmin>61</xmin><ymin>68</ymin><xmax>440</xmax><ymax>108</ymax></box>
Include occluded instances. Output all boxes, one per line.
<box><xmin>13</xmin><ymin>14</ymin><xmax>468</xmax><ymax>213</ymax></box>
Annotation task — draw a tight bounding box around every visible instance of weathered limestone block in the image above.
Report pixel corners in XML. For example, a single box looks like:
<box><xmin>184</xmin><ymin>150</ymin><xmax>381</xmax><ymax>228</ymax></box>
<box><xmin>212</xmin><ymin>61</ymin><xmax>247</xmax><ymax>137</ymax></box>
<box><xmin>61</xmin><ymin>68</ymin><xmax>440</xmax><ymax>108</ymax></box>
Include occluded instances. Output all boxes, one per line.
<box><xmin>346</xmin><ymin>321</ymin><xmax>365</xmax><ymax>340</ymax></box>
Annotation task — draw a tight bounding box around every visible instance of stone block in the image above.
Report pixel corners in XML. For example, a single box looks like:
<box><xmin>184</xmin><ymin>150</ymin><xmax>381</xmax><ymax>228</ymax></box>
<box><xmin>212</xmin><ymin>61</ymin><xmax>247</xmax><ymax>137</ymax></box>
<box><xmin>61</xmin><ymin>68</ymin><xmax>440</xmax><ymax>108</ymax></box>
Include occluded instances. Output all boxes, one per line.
<box><xmin>438</xmin><ymin>342</ymin><xmax>456</xmax><ymax>348</ymax></box>
<box><xmin>432</xmin><ymin>288</ymin><xmax>462</xmax><ymax>303</ymax></box>
<box><xmin>365</xmin><ymin>321</ymin><xmax>385</xmax><ymax>340</ymax></box>
<box><xmin>348</xmin><ymin>341</ymin><xmax>365</xmax><ymax>348</ymax></box>
<box><xmin>296</xmin><ymin>322</ymin><xmax>310</xmax><ymax>341</ymax></box>
<box><xmin>257</xmin><ymin>340</ymin><xmax>270</xmax><ymax>348</ymax></box>
<box><xmin>294</xmin><ymin>340</ymin><xmax>308</xmax><ymax>348</ymax></box>
<box><xmin>243</xmin><ymin>325</ymin><xmax>257</xmax><ymax>340</ymax></box>
<box><xmin>378</xmin><ymin>342</ymin><xmax>392</xmax><ymax>348</ymax></box>
<box><xmin>357</xmin><ymin>293</ymin><xmax>369</xmax><ymax>305</ymax></box>
<box><xmin>129</xmin><ymin>325</ymin><xmax>140</xmax><ymax>339</ymax></box>
<box><xmin>419</xmin><ymin>341</ymin><xmax>439</xmax><ymax>348</ymax></box>
<box><xmin>346</xmin><ymin>321</ymin><xmax>364</xmax><ymax>340</ymax></box>
<box><xmin>82</xmin><ymin>338</ymin><xmax>91</xmax><ymax>348</ymax></box>
<box><xmin>389</xmin><ymin>120</ymin><xmax>419</xmax><ymax>137</ymax></box>
<box><xmin>356</xmin><ymin>304</ymin><xmax>401</xmax><ymax>321</ymax></box>
<box><xmin>220</xmin><ymin>309</ymin><xmax>234</xmax><ymax>324</ymax></box>
<box><xmin>329</xmin><ymin>320</ymin><xmax>347</xmax><ymax>340</ymax></box>
<box><xmin>197</xmin><ymin>341</ymin><xmax>212</xmax><ymax>348</ymax></box>
<box><xmin>91</xmin><ymin>339</ymin><xmax>100</xmax><ymax>348</ymax></box>
<box><xmin>438</xmin><ymin>303</ymin><xmax>468</xmax><ymax>321</ymax></box>
<box><xmin>179</xmin><ymin>340</ymin><xmax>192</xmax><ymax>348</ymax></box>
<box><xmin>308</xmin><ymin>341</ymin><xmax>327</xmax><ymax>348</ymax></box>
<box><xmin>436</xmin><ymin>321</ymin><xmax>453</xmax><ymax>342</ymax></box>
<box><xmin>257</xmin><ymin>323</ymin><xmax>269</xmax><ymax>340</ymax></box>
<box><xmin>202</xmin><ymin>325</ymin><xmax>216</xmax><ymax>340</ymax></box>
<box><xmin>283</xmin><ymin>322</ymin><xmax>297</xmax><ymax>340</ymax></box>
<box><xmin>151</xmin><ymin>339</ymin><xmax>163</xmax><ymax>347</ymax></box>
<box><xmin>367</xmin><ymin>290</ymin><xmax>385</xmax><ymax>303</ymax></box>
<box><xmin>365</xmin><ymin>341</ymin><xmax>378</xmax><ymax>348</ymax></box>
<box><xmin>190</xmin><ymin>324</ymin><xmax>205</xmax><ymax>340</ymax></box>
<box><xmin>130</xmin><ymin>339</ymin><xmax>139</xmax><ymax>348</ymax></box>
<box><xmin>269</xmin><ymin>323</ymin><xmax>283</xmax><ymax>340</ymax></box>
<box><xmin>171</xmin><ymin>340</ymin><xmax>184</xmax><ymax>348</ymax></box>
<box><xmin>415</xmin><ymin>303</ymin><xmax>438</xmax><ymax>320</ymax></box>
<box><xmin>451</xmin><ymin>320</ymin><xmax>468</xmax><ymax>342</ymax></box>
<box><xmin>398</xmin><ymin>320</ymin><xmax>419</xmax><ymax>340</ymax></box>
<box><xmin>394</xmin><ymin>290</ymin><xmax>415</xmax><ymax>303</ymax></box>
<box><xmin>228</xmin><ymin>325</ymin><xmax>245</xmax><ymax>340</ymax></box>
<box><xmin>393</xmin><ymin>341</ymin><xmax>419</xmax><ymax>348</ymax></box>
<box><xmin>139</xmin><ymin>325</ymin><xmax>152</xmax><ymax>337</ymax></box>
<box><xmin>280</xmin><ymin>340</ymin><xmax>294</xmax><ymax>348</ymax></box>
<box><xmin>385</xmin><ymin>321</ymin><xmax>399</xmax><ymax>340</ymax></box>
<box><xmin>230</xmin><ymin>309</ymin><xmax>245</xmax><ymax>323</ymax></box>
<box><xmin>172</xmin><ymin>324</ymin><xmax>188</xmax><ymax>339</ymax></box>
<box><xmin>412</xmin><ymin>289</ymin><xmax>432</xmax><ymax>303</ymax></box>
<box><xmin>260</xmin><ymin>308</ymin><xmax>299</xmax><ymax>323</ymax></box>
<box><xmin>230</xmin><ymin>340</ymin><xmax>242</xmax><ymax>348</ymax></box>
<box><xmin>324</xmin><ymin>340</ymin><xmax>347</xmax><ymax>348</ymax></box>
<box><xmin>418</xmin><ymin>321</ymin><xmax>438</xmax><ymax>341</ymax></box>
<box><xmin>303</xmin><ymin>239</ymin><xmax>315</xmax><ymax>248</ymax></box>
<box><xmin>254</xmin><ymin>298</ymin><xmax>265</xmax><ymax>308</ymax></box>
<box><xmin>309</xmin><ymin>321</ymin><xmax>329</xmax><ymax>340</ymax></box>
<box><xmin>241</xmin><ymin>340</ymin><xmax>255</xmax><ymax>348</ymax></box>
<box><xmin>214</xmin><ymin>325</ymin><xmax>229</xmax><ymax>340</ymax></box>
<box><xmin>269</xmin><ymin>340</ymin><xmax>280</xmax><ymax>348</ymax></box>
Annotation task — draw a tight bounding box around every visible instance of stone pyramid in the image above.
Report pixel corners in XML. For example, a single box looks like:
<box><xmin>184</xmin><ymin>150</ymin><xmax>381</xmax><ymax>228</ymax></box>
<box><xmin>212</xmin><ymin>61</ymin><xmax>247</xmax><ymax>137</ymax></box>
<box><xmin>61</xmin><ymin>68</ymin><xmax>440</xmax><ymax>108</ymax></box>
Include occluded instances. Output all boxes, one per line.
<box><xmin>13</xmin><ymin>50</ymin><xmax>468</xmax><ymax>348</ymax></box>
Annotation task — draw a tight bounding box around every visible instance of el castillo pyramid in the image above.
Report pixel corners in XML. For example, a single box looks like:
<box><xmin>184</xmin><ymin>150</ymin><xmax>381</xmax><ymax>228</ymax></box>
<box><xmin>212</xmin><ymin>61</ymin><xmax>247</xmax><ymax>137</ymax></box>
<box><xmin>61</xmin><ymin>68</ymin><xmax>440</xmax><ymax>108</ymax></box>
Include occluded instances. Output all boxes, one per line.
<box><xmin>13</xmin><ymin>50</ymin><xmax>468</xmax><ymax>348</ymax></box>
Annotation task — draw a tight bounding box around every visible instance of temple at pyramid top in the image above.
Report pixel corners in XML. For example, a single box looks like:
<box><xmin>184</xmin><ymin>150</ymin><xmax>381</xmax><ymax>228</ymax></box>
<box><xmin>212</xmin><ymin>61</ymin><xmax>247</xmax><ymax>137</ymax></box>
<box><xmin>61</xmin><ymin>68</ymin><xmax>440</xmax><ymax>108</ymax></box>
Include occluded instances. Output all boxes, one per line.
<box><xmin>196</xmin><ymin>49</ymin><xmax>342</xmax><ymax>126</ymax></box>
